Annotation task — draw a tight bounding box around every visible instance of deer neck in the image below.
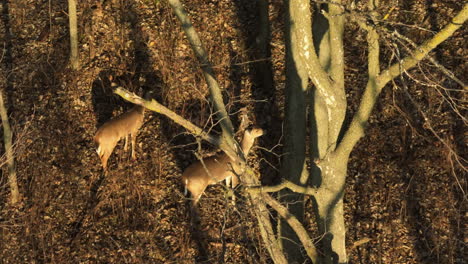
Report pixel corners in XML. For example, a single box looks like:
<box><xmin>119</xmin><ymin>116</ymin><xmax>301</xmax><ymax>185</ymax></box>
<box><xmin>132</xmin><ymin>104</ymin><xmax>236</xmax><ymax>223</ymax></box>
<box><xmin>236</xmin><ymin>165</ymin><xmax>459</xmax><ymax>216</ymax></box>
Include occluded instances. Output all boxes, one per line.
<box><xmin>134</xmin><ymin>105</ymin><xmax>145</xmax><ymax>114</ymax></box>
<box><xmin>240</xmin><ymin>133</ymin><xmax>255</xmax><ymax>156</ymax></box>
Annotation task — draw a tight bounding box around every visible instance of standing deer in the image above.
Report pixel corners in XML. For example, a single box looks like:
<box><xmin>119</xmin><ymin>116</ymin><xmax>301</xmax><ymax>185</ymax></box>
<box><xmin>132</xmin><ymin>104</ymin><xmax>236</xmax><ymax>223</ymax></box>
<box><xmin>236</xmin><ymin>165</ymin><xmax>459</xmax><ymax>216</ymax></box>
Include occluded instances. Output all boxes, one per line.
<box><xmin>94</xmin><ymin>104</ymin><xmax>145</xmax><ymax>170</ymax></box>
<box><xmin>181</xmin><ymin>127</ymin><xmax>264</xmax><ymax>205</ymax></box>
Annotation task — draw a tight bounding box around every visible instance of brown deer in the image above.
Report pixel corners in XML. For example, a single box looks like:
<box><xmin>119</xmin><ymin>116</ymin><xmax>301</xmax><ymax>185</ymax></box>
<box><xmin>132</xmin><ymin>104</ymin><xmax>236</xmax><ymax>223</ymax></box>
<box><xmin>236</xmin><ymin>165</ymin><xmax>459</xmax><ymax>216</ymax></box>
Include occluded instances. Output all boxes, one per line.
<box><xmin>94</xmin><ymin>104</ymin><xmax>145</xmax><ymax>170</ymax></box>
<box><xmin>181</xmin><ymin>127</ymin><xmax>264</xmax><ymax>205</ymax></box>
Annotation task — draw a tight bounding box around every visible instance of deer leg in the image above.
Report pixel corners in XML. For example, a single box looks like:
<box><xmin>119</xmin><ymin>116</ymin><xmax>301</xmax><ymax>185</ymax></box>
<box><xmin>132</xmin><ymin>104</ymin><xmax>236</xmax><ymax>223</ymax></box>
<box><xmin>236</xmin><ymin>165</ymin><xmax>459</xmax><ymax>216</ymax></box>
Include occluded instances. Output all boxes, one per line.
<box><xmin>189</xmin><ymin>185</ymin><xmax>207</xmax><ymax>207</ymax></box>
<box><xmin>225</xmin><ymin>176</ymin><xmax>232</xmax><ymax>188</ymax></box>
<box><xmin>131</xmin><ymin>133</ymin><xmax>137</xmax><ymax>159</ymax></box>
<box><xmin>230</xmin><ymin>174</ymin><xmax>239</xmax><ymax>205</ymax></box>
<box><xmin>100</xmin><ymin>150</ymin><xmax>110</xmax><ymax>171</ymax></box>
<box><xmin>100</xmin><ymin>143</ymin><xmax>117</xmax><ymax>171</ymax></box>
<box><xmin>225</xmin><ymin>175</ymin><xmax>237</xmax><ymax>205</ymax></box>
<box><xmin>124</xmin><ymin>135</ymin><xmax>129</xmax><ymax>151</ymax></box>
<box><xmin>232</xmin><ymin>174</ymin><xmax>239</xmax><ymax>188</ymax></box>
<box><xmin>193</xmin><ymin>192</ymin><xmax>203</xmax><ymax>206</ymax></box>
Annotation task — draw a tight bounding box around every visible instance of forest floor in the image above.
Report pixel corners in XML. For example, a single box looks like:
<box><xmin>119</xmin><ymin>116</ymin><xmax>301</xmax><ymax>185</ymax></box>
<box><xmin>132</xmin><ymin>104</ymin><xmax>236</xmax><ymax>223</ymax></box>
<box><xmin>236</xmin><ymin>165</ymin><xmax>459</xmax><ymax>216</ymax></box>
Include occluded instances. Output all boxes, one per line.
<box><xmin>0</xmin><ymin>0</ymin><xmax>466</xmax><ymax>263</ymax></box>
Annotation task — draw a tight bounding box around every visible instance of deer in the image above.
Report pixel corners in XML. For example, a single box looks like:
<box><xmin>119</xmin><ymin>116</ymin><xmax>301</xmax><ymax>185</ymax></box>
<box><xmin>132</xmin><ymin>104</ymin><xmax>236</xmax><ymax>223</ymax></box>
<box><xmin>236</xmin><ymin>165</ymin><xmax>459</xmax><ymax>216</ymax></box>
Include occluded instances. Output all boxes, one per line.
<box><xmin>181</xmin><ymin>127</ymin><xmax>265</xmax><ymax>206</ymax></box>
<box><xmin>94</xmin><ymin>104</ymin><xmax>145</xmax><ymax>171</ymax></box>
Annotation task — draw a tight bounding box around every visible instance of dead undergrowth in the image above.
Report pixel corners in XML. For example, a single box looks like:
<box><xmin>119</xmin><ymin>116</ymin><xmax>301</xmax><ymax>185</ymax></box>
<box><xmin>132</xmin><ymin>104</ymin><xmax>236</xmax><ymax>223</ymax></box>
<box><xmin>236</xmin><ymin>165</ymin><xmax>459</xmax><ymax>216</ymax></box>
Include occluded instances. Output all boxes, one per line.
<box><xmin>0</xmin><ymin>0</ymin><xmax>465</xmax><ymax>263</ymax></box>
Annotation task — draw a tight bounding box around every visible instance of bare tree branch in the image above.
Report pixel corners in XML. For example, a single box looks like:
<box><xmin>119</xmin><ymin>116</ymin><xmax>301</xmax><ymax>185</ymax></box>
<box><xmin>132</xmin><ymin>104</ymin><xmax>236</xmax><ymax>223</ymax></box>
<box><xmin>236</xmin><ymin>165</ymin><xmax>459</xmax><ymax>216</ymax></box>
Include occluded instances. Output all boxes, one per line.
<box><xmin>336</xmin><ymin>3</ymin><xmax>468</xmax><ymax>158</ymax></box>
<box><xmin>262</xmin><ymin>193</ymin><xmax>319</xmax><ymax>262</ymax></box>
<box><xmin>247</xmin><ymin>180</ymin><xmax>320</xmax><ymax>196</ymax></box>
<box><xmin>390</xmin><ymin>30</ymin><xmax>466</xmax><ymax>88</ymax></box>
<box><xmin>166</xmin><ymin>0</ymin><xmax>235</xmax><ymax>140</ymax></box>
<box><xmin>350</xmin><ymin>3</ymin><xmax>466</xmax><ymax>89</ymax></box>
<box><xmin>113</xmin><ymin>85</ymin><xmax>225</xmax><ymax>153</ymax></box>
<box><xmin>115</xmin><ymin>84</ymin><xmax>287</xmax><ymax>263</ymax></box>
<box><xmin>378</xmin><ymin>3</ymin><xmax>468</xmax><ymax>87</ymax></box>
<box><xmin>138</xmin><ymin>2</ymin><xmax>290</xmax><ymax>261</ymax></box>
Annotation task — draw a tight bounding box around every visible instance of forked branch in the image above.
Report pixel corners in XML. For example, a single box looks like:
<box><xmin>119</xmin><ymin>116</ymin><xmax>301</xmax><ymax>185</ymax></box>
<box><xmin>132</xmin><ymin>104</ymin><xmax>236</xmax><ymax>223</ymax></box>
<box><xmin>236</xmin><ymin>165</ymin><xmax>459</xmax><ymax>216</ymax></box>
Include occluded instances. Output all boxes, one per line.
<box><xmin>336</xmin><ymin>3</ymin><xmax>468</xmax><ymax>158</ymax></box>
<box><xmin>262</xmin><ymin>193</ymin><xmax>318</xmax><ymax>262</ymax></box>
<box><xmin>378</xmin><ymin>3</ymin><xmax>468</xmax><ymax>87</ymax></box>
<box><xmin>292</xmin><ymin>0</ymin><xmax>335</xmax><ymax>97</ymax></box>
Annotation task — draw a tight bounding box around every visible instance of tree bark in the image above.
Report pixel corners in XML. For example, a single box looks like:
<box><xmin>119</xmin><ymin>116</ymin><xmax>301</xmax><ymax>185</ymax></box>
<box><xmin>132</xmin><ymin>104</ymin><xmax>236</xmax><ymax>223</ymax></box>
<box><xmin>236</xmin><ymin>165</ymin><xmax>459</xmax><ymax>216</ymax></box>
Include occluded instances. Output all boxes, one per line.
<box><xmin>308</xmin><ymin>2</ymin><xmax>348</xmax><ymax>263</ymax></box>
<box><xmin>68</xmin><ymin>0</ymin><xmax>78</xmax><ymax>69</ymax></box>
<box><xmin>255</xmin><ymin>0</ymin><xmax>274</xmax><ymax>93</ymax></box>
<box><xmin>278</xmin><ymin>1</ymin><xmax>310</xmax><ymax>263</ymax></box>
<box><xmin>0</xmin><ymin>90</ymin><xmax>19</xmax><ymax>205</ymax></box>
<box><xmin>263</xmin><ymin>193</ymin><xmax>318</xmax><ymax>262</ymax></box>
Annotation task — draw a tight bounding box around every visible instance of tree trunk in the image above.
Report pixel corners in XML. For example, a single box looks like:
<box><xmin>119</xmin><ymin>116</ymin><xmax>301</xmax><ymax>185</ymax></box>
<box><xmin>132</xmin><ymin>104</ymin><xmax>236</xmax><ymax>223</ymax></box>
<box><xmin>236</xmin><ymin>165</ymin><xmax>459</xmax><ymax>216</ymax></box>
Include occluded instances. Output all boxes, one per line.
<box><xmin>313</xmin><ymin>157</ymin><xmax>348</xmax><ymax>264</ymax></box>
<box><xmin>309</xmin><ymin>3</ymin><xmax>348</xmax><ymax>263</ymax></box>
<box><xmin>255</xmin><ymin>0</ymin><xmax>274</xmax><ymax>93</ymax></box>
<box><xmin>0</xmin><ymin>90</ymin><xmax>19</xmax><ymax>205</ymax></box>
<box><xmin>68</xmin><ymin>0</ymin><xmax>79</xmax><ymax>69</ymax></box>
<box><xmin>279</xmin><ymin>1</ymin><xmax>309</xmax><ymax>263</ymax></box>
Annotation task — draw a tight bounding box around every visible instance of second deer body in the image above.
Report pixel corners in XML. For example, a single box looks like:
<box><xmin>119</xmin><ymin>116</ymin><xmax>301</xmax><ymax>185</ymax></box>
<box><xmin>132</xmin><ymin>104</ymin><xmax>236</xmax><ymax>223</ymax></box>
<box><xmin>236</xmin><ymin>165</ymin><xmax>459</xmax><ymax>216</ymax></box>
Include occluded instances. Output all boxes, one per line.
<box><xmin>94</xmin><ymin>105</ymin><xmax>145</xmax><ymax>170</ymax></box>
<box><xmin>181</xmin><ymin>128</ymin><xmax>264</xmax><ymax>205</ymax></box>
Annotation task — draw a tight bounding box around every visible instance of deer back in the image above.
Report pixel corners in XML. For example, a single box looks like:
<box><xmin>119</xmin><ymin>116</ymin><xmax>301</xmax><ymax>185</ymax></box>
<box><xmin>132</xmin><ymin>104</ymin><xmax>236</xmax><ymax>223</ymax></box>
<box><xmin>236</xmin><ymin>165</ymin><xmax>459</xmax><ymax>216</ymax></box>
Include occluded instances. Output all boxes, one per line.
<box><xmin>94</xmin><ymin>105</ymin><xmax>145</xmax><ymax>144</ymax></box>
<box><xmin>182</xmin><ymin>154</ymin><xmax>234</xmax><ymax>186</ymax></box>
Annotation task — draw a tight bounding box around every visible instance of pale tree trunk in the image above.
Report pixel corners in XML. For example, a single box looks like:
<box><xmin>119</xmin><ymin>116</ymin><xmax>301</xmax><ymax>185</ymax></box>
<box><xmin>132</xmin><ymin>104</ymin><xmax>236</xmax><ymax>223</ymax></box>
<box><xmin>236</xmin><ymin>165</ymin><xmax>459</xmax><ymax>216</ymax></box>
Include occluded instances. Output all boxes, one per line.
<box><xmin>0</xmin><ymin>90</ymin><xmax>19</xmax><ymax>205</ymax></box>
<box><xmin>68</xmin><ymin>0</ymin><xmax>79</xmax><ymax>69</ymax></box>
<box><xmin>309</xmin><ymin>2</ymin><xmax>348</xmax><ymax>263</ymax></box>
<box><xmin>0</xmin><ymin>0</ymin><xmax>19</xmax><ymax>206</ymax></box>
<box><xmin>295</xmin><ymin>1</ymin><xmax>467</xmax><ymax>263</ymax></box>
<box><xmin>289</xmin><ymin>0</ymin><xmax>348</xmax><ymax>262</ymax></box>
<box><xmin>278</xmin><ymin>0</ymin><xmax>309</xmax><ymax>263</ymax></box>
